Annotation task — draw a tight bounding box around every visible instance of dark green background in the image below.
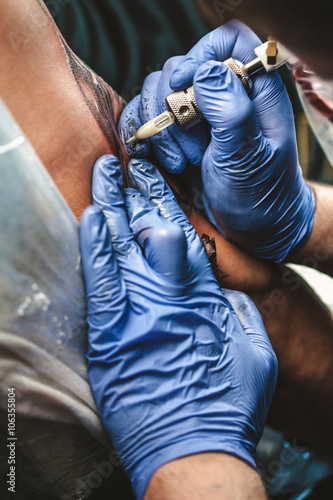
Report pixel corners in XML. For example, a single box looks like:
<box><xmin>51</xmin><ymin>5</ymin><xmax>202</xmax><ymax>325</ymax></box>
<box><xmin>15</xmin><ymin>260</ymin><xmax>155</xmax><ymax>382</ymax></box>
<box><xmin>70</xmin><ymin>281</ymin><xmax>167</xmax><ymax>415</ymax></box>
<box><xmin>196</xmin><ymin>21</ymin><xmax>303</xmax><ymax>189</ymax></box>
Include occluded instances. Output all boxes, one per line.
<box><xmin>51</xmin><ymin>0</ymin><xmax>209</xmax><ymax>97</ymax></box>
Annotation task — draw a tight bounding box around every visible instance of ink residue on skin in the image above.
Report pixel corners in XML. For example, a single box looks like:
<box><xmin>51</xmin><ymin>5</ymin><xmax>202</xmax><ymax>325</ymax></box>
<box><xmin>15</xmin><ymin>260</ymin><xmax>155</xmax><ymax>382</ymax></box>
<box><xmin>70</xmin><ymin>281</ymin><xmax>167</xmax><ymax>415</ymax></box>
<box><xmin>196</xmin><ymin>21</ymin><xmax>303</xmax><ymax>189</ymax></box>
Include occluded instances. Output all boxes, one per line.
<box><xmin>61</xmin><ymin>42</ymin><xmax>126</xmax><ymax>163</ymax></box>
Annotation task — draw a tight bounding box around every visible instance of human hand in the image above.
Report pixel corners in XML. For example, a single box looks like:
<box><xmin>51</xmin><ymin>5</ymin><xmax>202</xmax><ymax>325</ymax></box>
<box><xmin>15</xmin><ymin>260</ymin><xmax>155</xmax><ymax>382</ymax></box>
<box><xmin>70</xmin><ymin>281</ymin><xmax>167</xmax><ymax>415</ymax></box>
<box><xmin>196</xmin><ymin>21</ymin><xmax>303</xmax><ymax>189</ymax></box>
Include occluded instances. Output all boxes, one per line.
<box><xmin>119</xmin><ymin>21</ymin><xmax>315</xmax><ymax>262</ymax></box>
<box><xmin>80</xmin><ymin>154</ymin><xmax>278</xmax><ymax>499</ymax></box>
<box><xmin>118</xmin><ymin>53</ymin><xmax>209</xmax><ymax>172</ymax></box>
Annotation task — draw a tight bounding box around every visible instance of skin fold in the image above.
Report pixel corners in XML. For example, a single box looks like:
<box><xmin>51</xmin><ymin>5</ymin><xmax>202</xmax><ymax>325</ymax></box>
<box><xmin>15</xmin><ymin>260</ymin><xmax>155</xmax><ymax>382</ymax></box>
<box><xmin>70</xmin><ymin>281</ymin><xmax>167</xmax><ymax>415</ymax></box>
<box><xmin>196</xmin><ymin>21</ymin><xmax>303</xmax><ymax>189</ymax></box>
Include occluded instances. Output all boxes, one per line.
<box><xmin>0</xmin><ymin>0</ymin><xmax>332</xmax><ymax>478</ymax></box>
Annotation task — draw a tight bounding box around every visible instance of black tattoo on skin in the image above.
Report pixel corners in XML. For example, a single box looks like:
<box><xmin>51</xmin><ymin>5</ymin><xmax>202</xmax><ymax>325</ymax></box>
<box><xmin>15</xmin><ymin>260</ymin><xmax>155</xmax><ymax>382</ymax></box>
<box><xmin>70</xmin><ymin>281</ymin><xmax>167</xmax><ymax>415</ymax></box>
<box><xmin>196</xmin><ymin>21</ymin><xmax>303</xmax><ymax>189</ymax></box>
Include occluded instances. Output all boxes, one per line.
<box><xmin>201</xmin><ymin>234</ymin><xmax>229</xmax><ymax>281</ymax></box>
<box><xmin>35</xmin><ymin>0</ymin><xmax>127</xmax><ymax>172</ymax></box>
<box><xmin>61</xmin><ymin>42</ymin><xmax>126</xmax><ymax>166</ymax></box>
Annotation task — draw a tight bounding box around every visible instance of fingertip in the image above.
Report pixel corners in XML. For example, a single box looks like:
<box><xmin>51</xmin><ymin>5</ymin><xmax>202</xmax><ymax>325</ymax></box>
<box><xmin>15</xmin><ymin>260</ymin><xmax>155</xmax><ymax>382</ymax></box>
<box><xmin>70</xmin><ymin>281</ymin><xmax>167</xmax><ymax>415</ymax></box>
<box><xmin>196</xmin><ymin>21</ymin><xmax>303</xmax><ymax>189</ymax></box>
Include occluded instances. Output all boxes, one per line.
<box><xmin>80</xmin><ymin>206</ymin><xmax>110</xmax><ymax>276</ymax></box>
<box><xmin>127</xmin><ymin>158</ymin><xmax>159</xmax><ymax>191</ymax></box>
<box><xmin>170</xmin><ymin>59</ymin><xmax>196</xmax><ymax>90</ymax></box>
<box><xmin>161</xmin><ymin>55</ymin><xmax>185</xmax><ymax>80</ymax></box>
<box><xmin>223</xmin><ymin>290</ymin><xmax>274</xmax><ymax>355</ymax></box>
<box><xmin>92</xmin><ymin>154</ymin><xmax>123</xmax><ymax>206</ymax></box>
<box><xmin>81</xmin><ymin>204</ymin><xmax>102</xmax><ymax>219</ymax></box>
<box><xmin>123</xmin><ymin>138</ymin><xmax>150</xmax><ymax>159</ymax></box>
<box><xmin>80</xmin><ymin>205</ymin><xmax>104</xmax><ymax>237</ymax></box>
<box><xmin>193</xmin><ymin>60</ymin><xmax>233</xmax><ymax>90</ymax></box>
<box><xmin>128</xmin><ymin>159</ymin><xmax>182</xmax><ymax>221</ymax></box>
<box><xmin>126</xmin><ymin>198</ymin><xmax>188</xmax><ymax>282</ymax></box>
<box><xmin>94</xmin><ymin>154</ymin><xmax>122</xmax><ymax>179</ymax></box>
<box><xmin>161</xmin><ymin>151</ymin><xmax>187</xmax><ymax>174</ymax></box>
<box><xmin>159</xmin><ymin>56</ymin><xmax>187</xmax><ymax>104</ymax></box>
<box><xmin>128</xmin><ymin>158</ymin><xmax>178</xmax><ymax>198</ymax></box>
<box><xmin>223</xmin><ymin>290</ymin><xmax>262</xmax><ymax>324</ymax></box>
<box><xmin>145</xmin><ymin>220</ymin><xmax>188</xmax><ymax>282</ymax></box>
<box><xmin>194</xmin><ymin>61</ymin><xmax>254</xmax><ymax>132</ymax></box>
<box><xmin>118</xmin><ymin>95</ymin><xmax>150</xmax><ymax>158</ymax></box>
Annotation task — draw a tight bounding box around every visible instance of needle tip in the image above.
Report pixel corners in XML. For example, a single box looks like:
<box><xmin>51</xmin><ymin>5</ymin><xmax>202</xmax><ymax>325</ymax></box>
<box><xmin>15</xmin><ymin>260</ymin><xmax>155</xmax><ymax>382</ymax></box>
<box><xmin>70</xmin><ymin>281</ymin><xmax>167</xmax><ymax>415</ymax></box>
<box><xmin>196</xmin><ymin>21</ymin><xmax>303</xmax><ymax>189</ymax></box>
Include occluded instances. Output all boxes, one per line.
<box><xmin>125</xmin><ymin>135</ymin><xmax>137</xmax><ymax>145</ymax></box>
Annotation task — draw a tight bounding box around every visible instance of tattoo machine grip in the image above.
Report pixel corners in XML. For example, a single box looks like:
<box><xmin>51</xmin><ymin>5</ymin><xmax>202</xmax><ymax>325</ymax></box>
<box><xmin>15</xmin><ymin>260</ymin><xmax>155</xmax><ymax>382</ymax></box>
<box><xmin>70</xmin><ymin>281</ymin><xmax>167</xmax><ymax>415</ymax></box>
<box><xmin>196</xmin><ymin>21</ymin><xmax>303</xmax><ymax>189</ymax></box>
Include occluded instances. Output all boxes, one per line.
<box><xmin>166</xmin><ymin>58</ymin><xmax>253</xmax><ymax>130</ymax></box>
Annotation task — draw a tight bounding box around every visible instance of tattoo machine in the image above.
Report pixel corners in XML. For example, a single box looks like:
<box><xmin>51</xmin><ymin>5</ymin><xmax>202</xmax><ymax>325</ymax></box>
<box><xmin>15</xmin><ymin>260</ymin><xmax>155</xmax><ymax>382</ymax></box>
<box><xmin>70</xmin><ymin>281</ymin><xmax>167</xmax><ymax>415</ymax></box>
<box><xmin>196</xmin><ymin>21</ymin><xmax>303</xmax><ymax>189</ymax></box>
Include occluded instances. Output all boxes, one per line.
<box><xmin>126</xmin><ymin>39</ymin><xmax>298</xmax><ymax>145</ymax></box>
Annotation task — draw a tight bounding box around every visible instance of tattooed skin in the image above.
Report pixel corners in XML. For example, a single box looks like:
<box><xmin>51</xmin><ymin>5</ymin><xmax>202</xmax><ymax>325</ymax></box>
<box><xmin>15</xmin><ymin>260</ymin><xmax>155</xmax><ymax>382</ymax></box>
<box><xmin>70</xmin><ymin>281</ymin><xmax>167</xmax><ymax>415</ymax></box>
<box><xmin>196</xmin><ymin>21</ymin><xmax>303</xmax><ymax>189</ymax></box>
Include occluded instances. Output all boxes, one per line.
<box><xmin>35</xmin><ymin>0</ymin><xmax>127</xmax><ymax>173</ymax></box>
<box><xmin>61</xmin><ymin>42</ymin><xmax>127</xmax><ymax>165</ymax></box>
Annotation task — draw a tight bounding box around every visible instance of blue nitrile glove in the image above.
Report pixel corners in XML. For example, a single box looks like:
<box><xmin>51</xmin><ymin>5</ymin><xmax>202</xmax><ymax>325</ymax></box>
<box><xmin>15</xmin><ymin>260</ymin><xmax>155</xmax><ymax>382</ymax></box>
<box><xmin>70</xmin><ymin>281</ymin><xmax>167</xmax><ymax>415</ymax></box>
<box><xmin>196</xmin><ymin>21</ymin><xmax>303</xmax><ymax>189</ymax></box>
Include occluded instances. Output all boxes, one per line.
<box><xmin>119</xmin><ymin>21</ymin><xmax>315</xmax><ymax>262</ymax></box>
<box><xmin>79</xmin><ymin>154</ymin><xmax>278</xmax><ymax>500</ymax></box>
<box><xmin>118</xmin><ymin>55</ymin><xmax>209</xmax><ymax>172</ymax></box>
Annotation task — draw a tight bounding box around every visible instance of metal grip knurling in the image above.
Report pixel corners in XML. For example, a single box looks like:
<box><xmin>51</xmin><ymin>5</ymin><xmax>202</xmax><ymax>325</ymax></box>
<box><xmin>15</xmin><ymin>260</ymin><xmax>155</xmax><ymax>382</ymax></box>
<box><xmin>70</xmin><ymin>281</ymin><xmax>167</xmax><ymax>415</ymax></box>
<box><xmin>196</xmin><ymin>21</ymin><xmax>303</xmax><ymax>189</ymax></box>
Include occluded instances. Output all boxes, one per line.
<box><xmin>166</xmin><ymin>58</ymin><xmax>252</xmax><ymax>129</ymax></box>
<box><xmin>223</xmin><ymin>58</ymin><xmax>252</xmax><ymax>93</ymax></box>
<box><xmin>166</xmin><ymin>86</ymin><xmax>202</xmax><ymax>130</ymax></box>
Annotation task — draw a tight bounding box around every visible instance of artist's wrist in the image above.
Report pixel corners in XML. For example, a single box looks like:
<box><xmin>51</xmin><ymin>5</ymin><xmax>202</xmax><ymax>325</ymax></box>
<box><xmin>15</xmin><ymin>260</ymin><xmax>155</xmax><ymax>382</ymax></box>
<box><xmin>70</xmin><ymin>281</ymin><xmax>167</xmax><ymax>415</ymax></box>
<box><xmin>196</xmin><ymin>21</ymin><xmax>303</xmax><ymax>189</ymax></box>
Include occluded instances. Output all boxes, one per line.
<box><xmin>144</xmin><ymin>452</ymin><xmax>267</xmax><ymax>500</ymax></box>
<box><xmin>281</xmin><ymin>182</ymin><xmax>315</xmax><ymax>260</ymax></box>
<box><xmin>129</xmin><ymin>437</ymin><xmax>257</xmax><ymax>500</ymax></box>
<box><xmin>205</xmin><ymin>180</ymin><xmax>315</xmax><ymax>264</ymax></box>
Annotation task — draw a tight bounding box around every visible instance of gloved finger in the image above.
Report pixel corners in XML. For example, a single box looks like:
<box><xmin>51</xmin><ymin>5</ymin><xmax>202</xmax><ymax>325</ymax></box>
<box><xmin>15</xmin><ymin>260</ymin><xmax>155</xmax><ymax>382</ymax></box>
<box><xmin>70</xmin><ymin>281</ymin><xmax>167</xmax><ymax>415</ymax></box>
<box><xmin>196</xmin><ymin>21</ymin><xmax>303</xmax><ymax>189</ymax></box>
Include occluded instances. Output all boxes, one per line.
<box><xmin>170</xmin><ymin>20</ymin><xmax>289</xmax><ymax>145</ymax></box>
<box><xmin>128</xmin><ymin>159</ymin><xmax>209</xmax><ymax>276</ymax></box>
<box><xmin>118</xmin><ymin>95</ymin><xmax>150</xmax><ymax>158</ymax></box>
<box><xmin>222</xmin><ymin>289</ymin><xmax>277</xmax><ymax>365</ymax></box>
<box><xmin>194</xmin><ymin>61</ymin><xmax>266</xmax><ymax>158</ymax></box>
<box><xmin>157</xmin><ymin>57</ymin><xmax>209</xmax><ymax>167</ymax></box>
<box><xmin>128</xmin><ymin>158</ymin><xmax>196</xmax><ymax>238</ymax></box>
<box><xmin>139</xmin><ymin>70</ymin><xmax>187</xmax><ymax>173</ymax></box>
<box><xmin>224</xmin><ymin>290</ymin><xmax>278</xmax><ymax>394</ymax></box>
<box><xmin>170</xmin><ymin>21</ymin><xmax>262</xmax><ymax>90</ymax></box>
<box><xmin>128</xmin><ymin>158</ymin><xmax>190</xmax><ymax>225</ymax></box>
<box><xmin>80</xmin><ymin>206</ymin><xmax>127</xmax><ymax>329</ymax></box>
<box><xmin>125</xmin><ymin>188</ymin><xmax>187</xmax><ymax>282</ymax></box>
<box><xmin>92</xmin><ymin>155</ymin><xmax>135</xmax><ymax>255</ymax></box>
<box><xmin>251</xmin><ymin>70</ymin><xmax>294</xmax><ymax>146</ymax></box>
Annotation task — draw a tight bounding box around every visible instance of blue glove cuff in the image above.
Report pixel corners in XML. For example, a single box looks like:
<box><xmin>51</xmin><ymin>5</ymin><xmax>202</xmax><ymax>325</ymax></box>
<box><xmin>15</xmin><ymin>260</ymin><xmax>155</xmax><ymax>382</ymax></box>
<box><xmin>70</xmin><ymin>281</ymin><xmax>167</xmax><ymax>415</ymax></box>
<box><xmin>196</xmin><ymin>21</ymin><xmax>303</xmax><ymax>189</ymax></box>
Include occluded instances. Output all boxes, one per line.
<box><xmin>132</xmin><ymin>438</ymin><xmax>257</xmax><ymax>500</ymax></box>
<box><xmin>252</xmin><ymin>182</ymin><xmax>316</xmax><ymax>262</ymax></box>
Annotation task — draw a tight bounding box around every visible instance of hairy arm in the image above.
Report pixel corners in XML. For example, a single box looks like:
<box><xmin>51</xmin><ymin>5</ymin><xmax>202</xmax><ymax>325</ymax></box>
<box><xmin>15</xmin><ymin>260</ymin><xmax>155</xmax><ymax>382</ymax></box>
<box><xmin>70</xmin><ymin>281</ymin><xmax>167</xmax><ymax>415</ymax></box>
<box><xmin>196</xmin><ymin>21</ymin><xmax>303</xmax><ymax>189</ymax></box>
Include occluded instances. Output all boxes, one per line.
<box><xmin>145</xmin><ymin>454</ymin><xmax>267</xmax><ymax>500</ymax></box>
<box><xmin>290</xmin><ymin>182</ymin><xmax>333</xmax><ymax>277</ymax></box>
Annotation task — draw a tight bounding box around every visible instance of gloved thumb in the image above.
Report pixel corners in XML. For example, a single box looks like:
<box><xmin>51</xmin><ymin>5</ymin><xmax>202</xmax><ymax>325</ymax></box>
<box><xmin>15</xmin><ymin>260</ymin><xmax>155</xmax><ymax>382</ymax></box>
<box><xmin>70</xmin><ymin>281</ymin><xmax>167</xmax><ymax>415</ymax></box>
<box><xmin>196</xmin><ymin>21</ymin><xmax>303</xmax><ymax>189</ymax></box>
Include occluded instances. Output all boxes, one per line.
<box><xmin>125</xmin><ymin>188</ymin><xmax>188</xmax><ymax>283</ymax></box>
<box><xmin>193</xmin><ymin>61</ymin><xmax>264</xmax><ymax>159</ymax></box>
<box><xmin>222</xmin><ymin>289</ymin><xmax>278</xmax><ymax>374</ymax></box>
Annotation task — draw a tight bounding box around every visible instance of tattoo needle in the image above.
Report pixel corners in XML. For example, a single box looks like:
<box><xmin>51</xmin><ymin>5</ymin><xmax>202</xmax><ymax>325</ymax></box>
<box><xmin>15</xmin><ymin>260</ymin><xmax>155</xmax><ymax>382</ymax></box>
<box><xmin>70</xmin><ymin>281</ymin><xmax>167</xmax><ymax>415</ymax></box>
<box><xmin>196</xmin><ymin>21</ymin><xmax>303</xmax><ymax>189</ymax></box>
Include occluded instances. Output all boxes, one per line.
<box><xmin>125</xmin><ymin>111</ymin><xmax>175</xmax><ymax>145</ymax></box>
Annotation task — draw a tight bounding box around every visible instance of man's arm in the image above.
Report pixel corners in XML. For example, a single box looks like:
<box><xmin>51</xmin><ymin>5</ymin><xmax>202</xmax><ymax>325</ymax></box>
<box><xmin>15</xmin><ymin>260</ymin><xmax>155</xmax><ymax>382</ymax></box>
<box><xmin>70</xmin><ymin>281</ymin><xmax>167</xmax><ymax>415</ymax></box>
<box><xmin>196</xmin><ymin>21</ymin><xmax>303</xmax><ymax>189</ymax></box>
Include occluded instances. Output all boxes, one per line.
<box><xmin>145</xmin><ymin>453</ymin><xmax>267</xmax><ymax>500</ymax></box>
<box><xmin>0</xmin><ymin>0</ymin><xmax>126</xmax><ymax>219</ymax></box>
<box><xmin>291</xmin><ymin>182</ymin><xmax>333</xmax><ymax>277</ymax></box>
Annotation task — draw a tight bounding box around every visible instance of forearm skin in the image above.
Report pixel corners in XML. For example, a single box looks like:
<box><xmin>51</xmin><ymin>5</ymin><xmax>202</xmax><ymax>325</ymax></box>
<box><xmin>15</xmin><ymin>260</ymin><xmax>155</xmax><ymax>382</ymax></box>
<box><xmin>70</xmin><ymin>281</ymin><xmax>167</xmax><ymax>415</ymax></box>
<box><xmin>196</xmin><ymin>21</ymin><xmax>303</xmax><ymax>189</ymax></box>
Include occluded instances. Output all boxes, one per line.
<box><xmin>291</xmin><ymin>182</ymin><xmax>333</xmax><ymax>277</ymax></box>
<box><xmin>145</xmin><ymin>453</ymin><xmax>267</xmax><ymax>500</ymax></box>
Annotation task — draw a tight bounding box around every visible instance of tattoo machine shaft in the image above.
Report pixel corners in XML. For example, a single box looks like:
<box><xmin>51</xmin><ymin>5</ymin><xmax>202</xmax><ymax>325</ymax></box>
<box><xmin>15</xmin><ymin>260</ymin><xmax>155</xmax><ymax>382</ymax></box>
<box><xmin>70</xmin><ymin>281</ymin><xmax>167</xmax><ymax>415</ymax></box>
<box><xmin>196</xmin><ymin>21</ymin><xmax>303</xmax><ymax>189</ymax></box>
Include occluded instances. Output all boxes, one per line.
<box><xmin>125</xmin><ymin>40</ymin><xmax>297</xmax><ymax>144</ymax></box>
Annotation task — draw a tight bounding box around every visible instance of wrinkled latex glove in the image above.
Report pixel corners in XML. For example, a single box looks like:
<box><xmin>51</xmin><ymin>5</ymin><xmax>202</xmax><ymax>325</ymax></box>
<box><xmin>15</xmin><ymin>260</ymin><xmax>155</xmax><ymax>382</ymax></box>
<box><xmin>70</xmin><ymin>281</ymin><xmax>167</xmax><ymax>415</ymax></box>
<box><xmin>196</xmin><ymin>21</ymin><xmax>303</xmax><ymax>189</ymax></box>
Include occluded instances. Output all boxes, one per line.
<box><xmin>118</xmin><ymin>54</ymin><xmax>209</xmax><ymax>172</ymax></box>
<box><xmin>80</xmin><ymin>154</ymin><xmax>278</xmax><ymax>499</ymax></box>
<box><xmin>119</xmin><ymin>21</ymin><xmax>315</xmax><ymax>262</ymax></box>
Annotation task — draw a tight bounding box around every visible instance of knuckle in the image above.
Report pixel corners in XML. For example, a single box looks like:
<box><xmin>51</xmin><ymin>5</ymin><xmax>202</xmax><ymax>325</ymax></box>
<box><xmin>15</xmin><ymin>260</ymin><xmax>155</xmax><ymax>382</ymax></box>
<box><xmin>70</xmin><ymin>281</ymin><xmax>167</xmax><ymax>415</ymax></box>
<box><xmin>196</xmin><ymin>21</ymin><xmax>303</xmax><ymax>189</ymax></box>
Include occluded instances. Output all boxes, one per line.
<box><xmin>155</xmin><ymin>221</ymin><xmax>186</xmax><ymax>244</ymax></box>
<box><xmin>142</xmin><ymin>70</ymin><xmax>162</xmax><ymax>90</ymax></box>
<box><xmin>163</xmin><ymin>55</ymin><xmax>184</xmax><ymax>74</ymax></box>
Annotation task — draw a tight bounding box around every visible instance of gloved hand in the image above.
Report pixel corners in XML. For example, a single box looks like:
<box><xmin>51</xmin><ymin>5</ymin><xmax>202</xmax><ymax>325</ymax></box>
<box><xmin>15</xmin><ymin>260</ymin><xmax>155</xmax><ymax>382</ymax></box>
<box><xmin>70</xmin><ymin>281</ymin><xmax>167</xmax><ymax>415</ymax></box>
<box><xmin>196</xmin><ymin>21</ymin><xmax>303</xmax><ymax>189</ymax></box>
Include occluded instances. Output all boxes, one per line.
<box><xmin>119</xmin><ymin>21</ymin><xmax>315</xmax><ymax>262</ymax></box>
<box><xmin>80</xmin><ymin>154</ymin><xmax>278</xmax><ymax>499</ymax></box>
